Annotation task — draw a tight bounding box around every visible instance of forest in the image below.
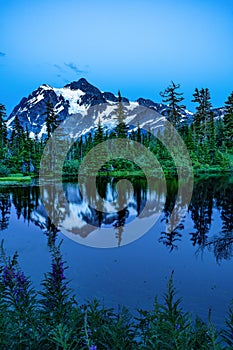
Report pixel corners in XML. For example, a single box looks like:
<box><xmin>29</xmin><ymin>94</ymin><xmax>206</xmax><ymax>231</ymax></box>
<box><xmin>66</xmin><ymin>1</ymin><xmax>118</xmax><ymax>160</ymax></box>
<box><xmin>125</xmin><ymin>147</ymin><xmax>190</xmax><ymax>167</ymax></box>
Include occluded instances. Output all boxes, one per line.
<box><xmin>0</xmin><ymin>82</ymin><xmax>232</xmax><ymax>177</ymax></box>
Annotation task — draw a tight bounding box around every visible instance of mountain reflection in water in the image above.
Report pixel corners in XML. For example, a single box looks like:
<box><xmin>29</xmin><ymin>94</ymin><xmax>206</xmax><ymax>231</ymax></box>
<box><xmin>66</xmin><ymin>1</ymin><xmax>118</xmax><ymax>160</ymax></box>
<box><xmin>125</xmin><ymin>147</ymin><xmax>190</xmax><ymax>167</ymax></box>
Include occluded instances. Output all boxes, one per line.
<box><xmin>0</xmin><ymin>176</ymin><xmax>232</xmax><ymax>261</ymax></box>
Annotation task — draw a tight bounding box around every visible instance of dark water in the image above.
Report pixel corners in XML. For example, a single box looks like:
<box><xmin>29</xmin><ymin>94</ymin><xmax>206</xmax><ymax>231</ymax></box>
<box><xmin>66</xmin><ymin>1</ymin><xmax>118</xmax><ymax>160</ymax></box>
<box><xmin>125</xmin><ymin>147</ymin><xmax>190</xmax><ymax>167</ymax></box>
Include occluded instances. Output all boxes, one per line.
<box><xmin>0</xmin><ymin>175</ymin><xmax>232</xmax><ymax>327</ymax></box>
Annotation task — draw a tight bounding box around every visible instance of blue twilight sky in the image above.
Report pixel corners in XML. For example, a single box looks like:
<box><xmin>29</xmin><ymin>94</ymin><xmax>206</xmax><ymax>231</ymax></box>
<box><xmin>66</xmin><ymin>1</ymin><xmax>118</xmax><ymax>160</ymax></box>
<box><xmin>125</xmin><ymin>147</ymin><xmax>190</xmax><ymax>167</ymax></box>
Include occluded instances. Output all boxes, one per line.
<box><xmin>0</xmin><ymin>0</ymin><xmax>233</xmax><ymax>115</ymax></box>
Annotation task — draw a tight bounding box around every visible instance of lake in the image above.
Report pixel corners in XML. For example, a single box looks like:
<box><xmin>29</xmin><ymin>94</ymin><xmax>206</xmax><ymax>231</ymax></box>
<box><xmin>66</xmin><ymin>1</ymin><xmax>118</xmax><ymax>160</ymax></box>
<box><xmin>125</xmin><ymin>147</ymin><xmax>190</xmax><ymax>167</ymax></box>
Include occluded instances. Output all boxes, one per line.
<box><xmin>0</xmin><ymin>175</ymin><xmax>232</xmax><ymax>328</ymax></box>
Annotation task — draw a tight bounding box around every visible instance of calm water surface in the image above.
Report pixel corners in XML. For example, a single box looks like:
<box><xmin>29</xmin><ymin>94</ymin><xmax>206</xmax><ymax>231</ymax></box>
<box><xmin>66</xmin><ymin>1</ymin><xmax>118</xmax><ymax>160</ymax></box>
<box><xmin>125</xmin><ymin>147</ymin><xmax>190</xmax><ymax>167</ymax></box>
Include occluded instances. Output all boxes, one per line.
<box><xmin>0</xmin><ymin>175</ymin><xmax>232</xmax><ymax>327</ymax></box>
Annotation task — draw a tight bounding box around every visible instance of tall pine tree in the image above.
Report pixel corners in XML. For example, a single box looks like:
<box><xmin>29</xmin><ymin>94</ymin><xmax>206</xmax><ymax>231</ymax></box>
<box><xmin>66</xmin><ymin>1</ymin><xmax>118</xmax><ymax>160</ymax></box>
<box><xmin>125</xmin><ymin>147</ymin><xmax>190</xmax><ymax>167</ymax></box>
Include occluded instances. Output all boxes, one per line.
<box><xmin>224</xmin><ymin>91</ymin><xmax>233</xmax><ymax>149</ymax></box>
<box><xmin>94</xmin><ymin>117</ymin><xmax>104</xmax><ymax>146</ymax></box>
<box><xmin>9</xmin><ymin>115</ymin><xmax>25</xmax><ymax>171</ymax></box>
<box><xmin>160</xmin><ymin>81</ymin><xmax>186</xmax><ymax>129</ymax></box>
<box><xmin>115</xmin><ymin>91</ymin><xmax>128</xmax><ymax>138</ymax></box>
<box><xmin>44</xmin><ymin>101</ymin><xmax>60</xmax><ymax>138</ymax></box>
<box><xmin>192</xmin><ymin>88</ymin><xmax>213</xmax><ymax>144</ymax></box>
<box><xmin>0</xmin><ymin>104</ymin><xmax>7</xmax><ymax>160</ymax></box>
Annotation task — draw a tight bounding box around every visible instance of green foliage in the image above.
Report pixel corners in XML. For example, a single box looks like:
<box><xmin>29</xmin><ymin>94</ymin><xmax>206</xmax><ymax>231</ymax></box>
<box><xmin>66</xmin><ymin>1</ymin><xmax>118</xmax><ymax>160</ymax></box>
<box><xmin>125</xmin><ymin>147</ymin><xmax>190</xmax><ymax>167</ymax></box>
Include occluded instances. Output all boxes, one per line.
<box><xmin>94</xmin><ymin>117</ymin><xmax>104</xmax><ymax>145</ymax></box>
<box><xmin>0</xmin><ymin>103</ymin><xmax>7</xmax><ymax>160</ymax></box>
<box><xmin>0</xmin><ymin>241</ymin><xmax>40</xmax><ymax>348</ymax></box>
<box><xmin>137</xmin><ymin>271</ymin><xmax>194</xmax><ymax>349</ymax></box>
<box><xmin>0</xmin><ymin>107</ymin><xmax>43</xmax><ymax>174</ymax></box>
<box><xmin>0</xmin><ymin>176</ymin><xmax>31</xmax><ymax>183</ymax></box>
<box><xmin>136</xmin><ymin>273</ymin><xmax>224</xmax><ymax>350</ymax></box>
<box><xmin>83</xmin><ymin>299</ymin><xmax>137</xmax><ymax>349</ymax></box>
<box><xmin>114</xmin><ymin>90</ymin><xmax>128</xmax><ymax>138</ymax></box>
<box><xmin>44</xmin><ymin>100</ymin><xmax>60</xmax><ymax>138</ymax></box>
<box><xmin>63</xmin><ymin>159</ymin><xmax>80</xmax><ymax>176</ymax></box>
<box><xmin>192</xmin><ymin>88</ymin><xmax>213</xmax><ymax>144</ymax></box>
<box><xmin>61</xmin><ymin>85</ymin><xmax>233</xmax><ymax>177</ymax></box>
<box><xmin>1</xmin><ymin>241</ymin><xmax>233</xmax><ymax>348</ymax></box>
<box><xmin>0</xmin><ymin>164</ymin><xmax>10</xmax><ymax>177</ymax></box>
<box><xmin>224</xmin><ymin>91</ymin><xmax>233</xmax><ymax>149</ymax></box>
<box><xmin>222</xmin><ymin>302</ymin><xmax>233</xmax><ymax>348</ymax></box>
<box><xmin>39</xmin><ymin>242</ymin><xmax>74</xmax><ymax>325</ymax></box>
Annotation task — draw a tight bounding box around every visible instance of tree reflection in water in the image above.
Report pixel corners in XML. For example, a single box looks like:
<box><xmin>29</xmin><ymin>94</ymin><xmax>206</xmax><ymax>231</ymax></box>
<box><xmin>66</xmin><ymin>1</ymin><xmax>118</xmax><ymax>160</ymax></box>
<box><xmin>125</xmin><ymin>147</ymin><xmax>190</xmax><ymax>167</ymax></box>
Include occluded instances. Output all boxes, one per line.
<box><xmin>0</xmin><ymin>188</ymin><xmax>11</xmax><ymax>230</ymax></box>
<box><xmin>197</xmin><ymin>177</ymin><xmax>233</xmax><ymax>262</ymax></box>
<box><xmin>0</xmin><ymin>176</ymin><xmax>232</xmax><ymax>261</ymax></box>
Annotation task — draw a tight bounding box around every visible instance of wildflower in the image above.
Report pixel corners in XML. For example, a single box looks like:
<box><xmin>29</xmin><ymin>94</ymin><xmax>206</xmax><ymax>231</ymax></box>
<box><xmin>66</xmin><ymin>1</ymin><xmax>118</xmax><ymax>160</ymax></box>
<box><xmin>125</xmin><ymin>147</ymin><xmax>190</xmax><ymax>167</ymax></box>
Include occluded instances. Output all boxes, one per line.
<box><xmin>175</xmin><ymin>323</ymin><xmax>181</xmax><ymax>330</ymax></box>
<box><xmin>3</xmin><ymin>265</ymin><xmax>16</xmax><ymax>286</ymax></box>
<box><xmin>2</xmin><ymin>265</ymin><xmax>28</xmax><ymax>303</ymax></box>
<box><xmin>52</xmin><ymin>258</ymin><xmax>65</xmax><ymax>283</ymax></box>
<box><xmin>89</xmin><ymin>346</ymin><xmax>97</xmax><ymax>350</ymax></box>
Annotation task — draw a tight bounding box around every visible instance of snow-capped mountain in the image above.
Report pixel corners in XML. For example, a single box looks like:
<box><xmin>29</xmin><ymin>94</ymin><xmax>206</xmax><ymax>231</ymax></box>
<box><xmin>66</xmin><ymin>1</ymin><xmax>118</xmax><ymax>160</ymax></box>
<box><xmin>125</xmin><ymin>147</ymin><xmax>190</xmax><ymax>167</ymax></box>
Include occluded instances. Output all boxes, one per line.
<box><xmin>211</xmin><ymin>107</ymin><xmax>226</xmax><ymax>119</ymax></box>
<box><xmin>6</xmin><ymin>78</ymin><xmax>132</xmax><ymax>138</ymax></box>
<box><xmin>6</xmin><ymin>78</ymin><xmax>224</xmax><ymax>139</ymax></box>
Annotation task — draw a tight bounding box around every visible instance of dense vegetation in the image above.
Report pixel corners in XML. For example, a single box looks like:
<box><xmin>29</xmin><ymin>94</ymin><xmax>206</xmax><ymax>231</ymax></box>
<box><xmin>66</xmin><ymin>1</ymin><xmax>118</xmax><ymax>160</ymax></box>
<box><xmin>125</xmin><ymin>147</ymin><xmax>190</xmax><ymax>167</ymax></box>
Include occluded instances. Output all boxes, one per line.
<box><xmin>0</xmin><ymin>238</ymin><xmax>233</xmax><ymax>350</ymax></box>
<box><xmin>0</xmin><ymin>84</ymin><xmax>233</xmax><ymax>177</ymax></box>
<box><xmin>64</xmin><ymin>87</ymin><xmax>233</xmax><ymax>176</ymax></box>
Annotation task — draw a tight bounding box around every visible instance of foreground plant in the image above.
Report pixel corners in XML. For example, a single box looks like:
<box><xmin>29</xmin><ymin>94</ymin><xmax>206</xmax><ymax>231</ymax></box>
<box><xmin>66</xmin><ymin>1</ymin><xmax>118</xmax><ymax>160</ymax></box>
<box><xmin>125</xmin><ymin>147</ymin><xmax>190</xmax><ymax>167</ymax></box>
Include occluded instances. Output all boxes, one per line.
<box><xmin>222</xmin><ymin>302</ymin><xmax>233</xmax><ymax>348</ymax></box>
<box><xmin>39</xmin><ymin>241</ymin><xmax>85</xmax><ymax>349</ymax></box>
<box><xmin>82</xmin><ymin>299</ymin><xmax>137</xmax><ymax>349</ymax></box>
<box><xmin>0</xmin><ymin>241</ymin><xmax>39</xmax><ymax>348</ymax></box>
<box><xmin>0</xmin><ymin>240</ymin><xmax>233</xmax><ymax>349</ymax></box>
<box><xmin>39</xmin><ymin>241</ymin><xmax>73</xmax><ymax>324</ymax></box>
<box><xmin>136</xmin><ymin>271</ymin><xmax>224</xmax><ymax>350</ymax></box>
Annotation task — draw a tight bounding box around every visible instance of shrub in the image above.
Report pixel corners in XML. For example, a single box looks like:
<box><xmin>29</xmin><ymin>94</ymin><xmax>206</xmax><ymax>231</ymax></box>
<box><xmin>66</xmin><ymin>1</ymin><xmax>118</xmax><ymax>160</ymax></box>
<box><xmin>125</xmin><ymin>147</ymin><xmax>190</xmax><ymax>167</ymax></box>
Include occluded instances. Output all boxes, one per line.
<box><xmin>0</xmin><ymin>164</ymin><xmax>9</xmax><ymax>177</ymax></box>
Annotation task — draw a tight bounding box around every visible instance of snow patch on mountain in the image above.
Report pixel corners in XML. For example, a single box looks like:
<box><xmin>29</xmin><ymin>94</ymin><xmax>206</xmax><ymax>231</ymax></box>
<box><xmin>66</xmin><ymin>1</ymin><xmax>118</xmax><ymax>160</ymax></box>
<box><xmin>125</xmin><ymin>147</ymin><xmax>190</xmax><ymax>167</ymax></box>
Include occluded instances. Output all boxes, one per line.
<box><xmin>38</xmin><ymin>124</ymin><xmax>47</xmax><ymax>139</ymax></box>
<box><xmin>127</xmin><ymin>102</ymin><xmax>139</xmax><ymax>111</ymax></box>
<box><xmin>6</xmin><ymin>116</ymin><xmax>15</xmax><ymax>128</ymax></box>
<box><xmin>54</xmin><ymin>87</ymin><xmax>86</xmax><ymax>114</ymax></box>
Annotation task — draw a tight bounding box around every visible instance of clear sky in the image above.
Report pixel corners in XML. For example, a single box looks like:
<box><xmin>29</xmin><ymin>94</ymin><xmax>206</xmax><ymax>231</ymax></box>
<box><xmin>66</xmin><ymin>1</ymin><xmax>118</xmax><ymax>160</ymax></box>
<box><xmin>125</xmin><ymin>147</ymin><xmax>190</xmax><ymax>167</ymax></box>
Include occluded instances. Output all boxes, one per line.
<box><xmin>1</xmin><ymin>0</ymin><xmax>233</xmax><ymax>115</ymax></box>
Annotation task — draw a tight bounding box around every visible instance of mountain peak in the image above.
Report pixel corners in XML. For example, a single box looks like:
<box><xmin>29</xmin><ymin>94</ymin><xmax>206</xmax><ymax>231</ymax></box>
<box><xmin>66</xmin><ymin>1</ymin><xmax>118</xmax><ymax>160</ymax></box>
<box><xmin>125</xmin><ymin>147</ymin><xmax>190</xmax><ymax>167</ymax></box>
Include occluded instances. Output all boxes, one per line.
<box><xmin>64</xmin><ymin>78</ymin><xmax>101</xmax><ymax>95</ymax></box>
<box><xmin>40</xmin><ymin>83</ymin><xmax>52</xmax><ymax>89</ymax></box>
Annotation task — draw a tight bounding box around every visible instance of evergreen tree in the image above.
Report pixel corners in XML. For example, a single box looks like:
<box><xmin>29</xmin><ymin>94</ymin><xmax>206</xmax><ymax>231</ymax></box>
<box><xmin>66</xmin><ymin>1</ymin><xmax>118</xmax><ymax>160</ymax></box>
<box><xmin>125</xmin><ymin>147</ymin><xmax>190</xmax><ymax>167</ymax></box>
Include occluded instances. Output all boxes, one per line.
<box><xmin>224</xmin><ymin>91</ymin><xmax>233</xmax><ymax>149</ymax></box>
<box><xmin>0</xmin><ymin>104</ymin><xmax>7</xmax><ymax>160</ymax></box>
<box><xmin>192</xmin><ymin>88</ymin><xmax>213</xmax><ymax>144</ymax></box>
<box><xmin>208</xmin><ymin>112</ymin><xmax>216</xmax><ymax>156</ymax></box>
<box><xmin>9</xmin><ymin>115</ymin><xmax>25</xmax><ymax>170</ymax></box>
<box><xmin>136</xmin><ymin>122</ymin><xmax>141</xmax><ymax>143</ymax></box>
<box><xmin>181</xmin><ymin>125</ymin><xmax>194</xmax><ymax>152</ymax></box>
<box><xmin>192</xmin><ymin>88</ymin><xmax>203</xmax><ymax>143</ymax></box>
<box><xmin>0</xmin><ymin>190</ymin><xmax>11</xmax><ymax>230</ymax></box>
<box><xmin>78</xmin><ymin>135</ymin><xmax>84</xmax><ymax>160</ymax></box>
<box><xmin>92</xmin><ymin>118</ymin><xmax>106</xmax><ymax>170</ymax></box>
<box><xmin>22</xmin><ymin>126</ymin><xmax>33</xmax><ymax>173</ymax></box>
<box><xmin>42</xmin><ymin>101</ymin><xmax>61</xmax><ymax>174</ymax></box>
<box><xmin>84</xmin><ymin>132</ymin><xmax>93</xmax><ymax>155</ymax></box>
<box><xmin>215</xmin><ymin>119</ymin><xmax>225</xmax><ymax>149</ymax></box>
<box><xmin>94</xmin><ymin>118</ymin><xmax>104</xmax><ymax>146</ymax></box>
<box><xmin>44</xmin><ymin>101</ymin><xmax>60</xmax><ymax>138</ymax></box>
<box><xmin>160</xmin><ymin>81</ymin><xmax>186</xmax><ymax>129</ymax></box>
<box><xmin>115</xmin><ymin>91</ymin><xmax>128</xmax><ymax>138</ymax></box>
<box><xmin>31</xmin><ymin>133</ymin><xmax>43</xmax><ymax>173</ymax></box>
